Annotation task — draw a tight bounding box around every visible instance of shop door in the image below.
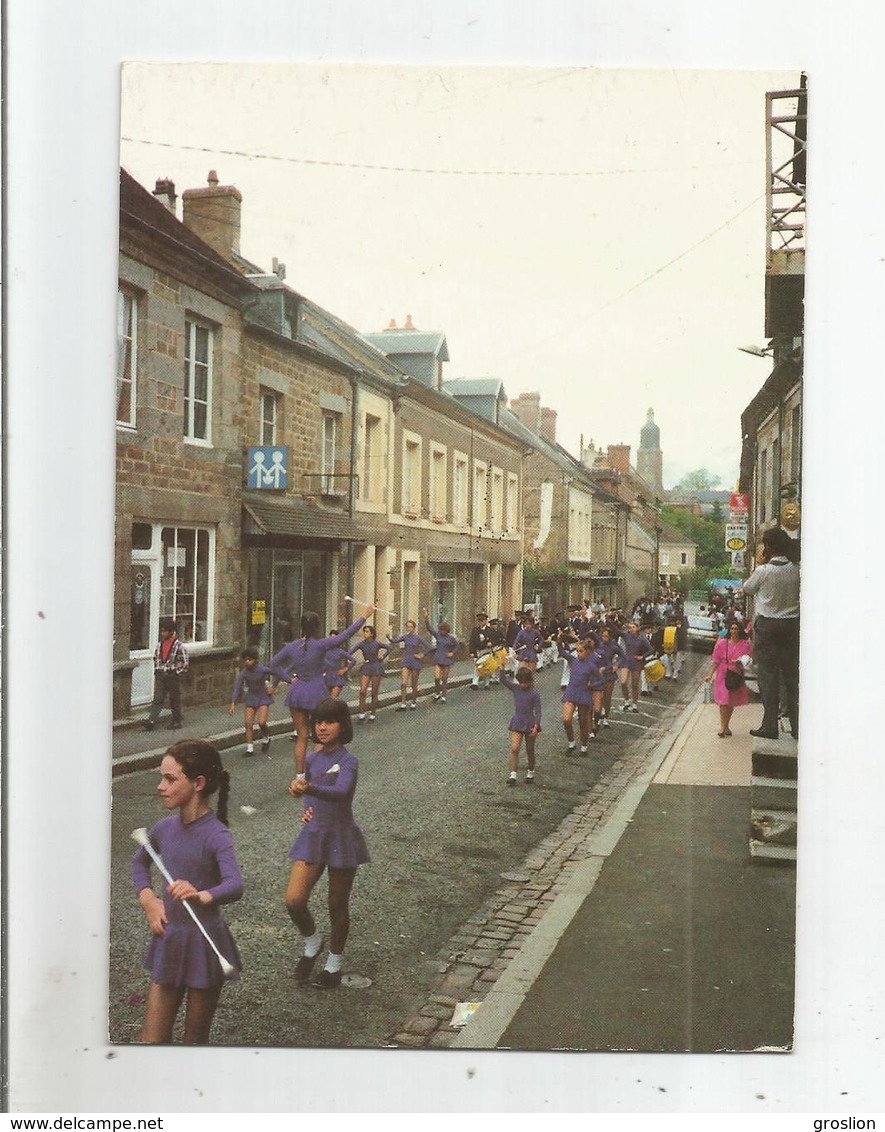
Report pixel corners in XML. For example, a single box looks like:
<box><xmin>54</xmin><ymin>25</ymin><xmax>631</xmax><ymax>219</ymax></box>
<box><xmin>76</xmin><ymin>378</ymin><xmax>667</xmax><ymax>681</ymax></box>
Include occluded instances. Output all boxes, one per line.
<box><xmin>271</xmin><ymin>560</ymin><xmax>303</xmax><ymax>656</ymax></box>
<box><xmin>130</xmin><ymin>559</ymin><xmax>158</xmax><ymax>706</ymax></box>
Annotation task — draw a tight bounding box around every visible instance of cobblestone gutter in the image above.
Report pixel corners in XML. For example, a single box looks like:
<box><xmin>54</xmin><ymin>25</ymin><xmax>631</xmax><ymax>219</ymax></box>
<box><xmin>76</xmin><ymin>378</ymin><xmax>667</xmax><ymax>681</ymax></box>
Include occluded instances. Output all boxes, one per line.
<box><xmin>385</xmin><ymin>719</ymin><xmax>675</xmax><ymax>1049</ymax></box>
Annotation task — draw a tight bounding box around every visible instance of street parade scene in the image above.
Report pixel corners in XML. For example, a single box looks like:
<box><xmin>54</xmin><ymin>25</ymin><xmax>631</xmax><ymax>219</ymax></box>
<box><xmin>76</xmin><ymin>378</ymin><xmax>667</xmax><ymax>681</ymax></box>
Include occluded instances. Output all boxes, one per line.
<box><xmin>109</xmin><ymin>60</ymin><xmax>805</xmax><ymax>1079</ymax></box>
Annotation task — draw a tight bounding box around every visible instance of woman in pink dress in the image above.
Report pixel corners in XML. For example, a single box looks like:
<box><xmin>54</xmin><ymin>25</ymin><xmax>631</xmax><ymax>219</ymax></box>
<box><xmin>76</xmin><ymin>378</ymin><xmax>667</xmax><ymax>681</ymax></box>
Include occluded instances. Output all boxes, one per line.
<box><xmin>706</xmin><ymin>621</ymin><xmax>753</xmax><ymax>738</ymax></box>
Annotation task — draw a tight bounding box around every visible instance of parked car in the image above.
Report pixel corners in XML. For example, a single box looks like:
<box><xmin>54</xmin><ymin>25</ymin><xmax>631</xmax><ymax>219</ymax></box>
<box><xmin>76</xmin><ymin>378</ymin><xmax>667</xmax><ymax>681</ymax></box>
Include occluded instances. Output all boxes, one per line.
<box><xmin>685</xmin><ymin>615</ymin><xmax>719</xmax><ymax>652</ymax></box>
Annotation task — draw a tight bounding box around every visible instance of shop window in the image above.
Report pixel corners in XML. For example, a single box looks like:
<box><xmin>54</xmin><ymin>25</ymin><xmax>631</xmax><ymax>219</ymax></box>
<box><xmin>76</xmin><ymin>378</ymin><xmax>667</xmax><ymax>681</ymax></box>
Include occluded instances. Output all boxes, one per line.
<box><xmin>160</xmin><ymin>525</ymin><xmax>214</xmax><ymax>643</ymax></box>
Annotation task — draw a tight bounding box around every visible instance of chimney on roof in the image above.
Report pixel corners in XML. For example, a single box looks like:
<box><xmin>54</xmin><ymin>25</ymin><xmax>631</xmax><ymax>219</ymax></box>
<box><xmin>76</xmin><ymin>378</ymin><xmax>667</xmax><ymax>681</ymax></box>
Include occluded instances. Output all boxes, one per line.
<box><xmin>510</xmin><ymin>391</ymin><xmax>542</xmax><ymax>434</ymax></box>
<box><xmin>403</xmin><ymin>314</ymin><xmax>415</xmax><ymax>330</ymax></box>
<box><xmin>607</xmin><ymin>444</ymin><xmax>631</xmax><ymax>474</ymax></box>
<box><xmin>540</xmin><ymin>406</ymin><xmax>557</xmax><ymax>444</ymax></box>
<box><xmin>387</xmin><ymin>318</ymin><xmax>398</xmax><ymax>330</ymax></box>
<box><xmin>272</xmin><ymin>257</ymin><xmax>286</xmax><ymax>281</ymax></box>
<box><xmin>181</xmin><ymin>170</ymin><xmax>242</xmax><ymax>263</ymax></box>
<box><xmin>152</xmin><ymin>178</ymin><xmax>177</xmax><ymax>215</ymax></box>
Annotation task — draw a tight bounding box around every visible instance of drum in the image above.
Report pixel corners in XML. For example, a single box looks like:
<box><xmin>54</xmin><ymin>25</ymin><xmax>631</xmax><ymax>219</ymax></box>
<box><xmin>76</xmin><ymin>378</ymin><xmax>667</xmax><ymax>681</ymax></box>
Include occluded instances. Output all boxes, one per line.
<box><xmin>662</xmin><ymin>626</ymin><xmax>677</xmax><ymax>654</ymax></box>
<box><xmin>475</xmin><ymin>647</ymin><xmax>507</xmax><ymax>678</ymax></box>
<box><xmin>644</xmin><ymin>657</ymin><xmax>666</xmax><ymax>684</ymax></box>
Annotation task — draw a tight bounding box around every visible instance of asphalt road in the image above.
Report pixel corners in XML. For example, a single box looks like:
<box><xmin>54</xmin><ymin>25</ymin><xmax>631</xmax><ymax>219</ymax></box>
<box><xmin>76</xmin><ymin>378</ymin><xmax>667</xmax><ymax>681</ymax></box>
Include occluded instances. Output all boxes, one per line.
<box><xmin>109</xmin><ymin>651</ymin><xmax>708</xmax><ymax>1048</ymax></box>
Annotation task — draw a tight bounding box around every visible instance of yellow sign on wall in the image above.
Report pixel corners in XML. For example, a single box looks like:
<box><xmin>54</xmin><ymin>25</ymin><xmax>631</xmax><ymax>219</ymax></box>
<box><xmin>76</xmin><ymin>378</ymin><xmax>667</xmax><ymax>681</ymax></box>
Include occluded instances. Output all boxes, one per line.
<box><xmin>251</xmin><ymin>600</ymin><xmax>266</xmax><ymax>626</ymax></box>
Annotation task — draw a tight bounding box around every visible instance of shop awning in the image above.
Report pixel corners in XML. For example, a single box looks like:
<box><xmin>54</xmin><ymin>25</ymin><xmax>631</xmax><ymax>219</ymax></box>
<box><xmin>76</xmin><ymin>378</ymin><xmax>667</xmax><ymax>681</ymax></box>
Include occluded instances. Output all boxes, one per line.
<box><xmin>242</xmin><ymin>494</ymin><xmax>367</xmax><ymax>545</ymax></box>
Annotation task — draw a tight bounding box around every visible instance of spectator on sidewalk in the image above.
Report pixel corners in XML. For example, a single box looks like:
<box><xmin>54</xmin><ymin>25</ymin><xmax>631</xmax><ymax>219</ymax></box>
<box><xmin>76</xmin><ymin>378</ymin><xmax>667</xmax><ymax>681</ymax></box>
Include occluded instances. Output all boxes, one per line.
<box><xmin>741</xmin><ymin>527</ymin><xmax>800</xmax><ymax>740</ymax></box>
<box><xmin>706</xmin><ymin>620</ymin><xmax>753</xmax><ymax>738</ymax></box>
<box><xmin>143</xmin><ymin>618</ymin><xmax>189</xmax><ymax>732</ymax></box>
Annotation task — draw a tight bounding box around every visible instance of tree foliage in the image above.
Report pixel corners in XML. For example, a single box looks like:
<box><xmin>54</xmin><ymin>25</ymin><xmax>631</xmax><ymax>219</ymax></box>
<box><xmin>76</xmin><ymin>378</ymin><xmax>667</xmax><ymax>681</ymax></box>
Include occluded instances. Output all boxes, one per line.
<box><xmin>675</xmin><ymin>468</ymin><xmax>721</xmax><ymax>491</ymax></box>
<box><xmin>661</xmin><ymin>504</ymin><xmax>730</xmax><ymax>575</ymax></box>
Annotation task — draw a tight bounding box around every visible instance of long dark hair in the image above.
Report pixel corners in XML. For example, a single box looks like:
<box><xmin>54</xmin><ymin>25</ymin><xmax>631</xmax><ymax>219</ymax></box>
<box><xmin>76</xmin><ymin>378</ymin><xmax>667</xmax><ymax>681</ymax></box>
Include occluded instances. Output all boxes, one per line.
<box><xmin>300</xmin><ymin>611</ymin><xmax>322</xmax><ymax>641</ymax></box>
<box><xmin>166</xmin><ymin>739</ymin><xmax>231</xmax><ymax>825</ymax></box>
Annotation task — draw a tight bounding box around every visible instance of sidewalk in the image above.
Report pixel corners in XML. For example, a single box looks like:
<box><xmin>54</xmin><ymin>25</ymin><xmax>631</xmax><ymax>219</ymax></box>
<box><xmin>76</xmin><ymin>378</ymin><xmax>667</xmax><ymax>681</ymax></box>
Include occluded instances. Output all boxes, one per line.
<box><xmin>447</xmin><ymin>699</ymin><xmax>796</xmax><ymax>1053</ymax></box>
<box><xmin>112</xmin><ymin>656</ymin><xmax>484</xmax><ymax>775</ymax></box>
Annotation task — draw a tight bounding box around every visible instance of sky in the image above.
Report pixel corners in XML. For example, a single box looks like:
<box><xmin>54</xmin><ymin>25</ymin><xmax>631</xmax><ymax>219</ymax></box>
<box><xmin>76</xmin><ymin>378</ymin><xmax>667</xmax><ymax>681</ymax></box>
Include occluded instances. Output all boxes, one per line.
<box><xmin>120</xmin><ymin>62</ymin><xmax>799</xmax><ymax>491</ymax></box>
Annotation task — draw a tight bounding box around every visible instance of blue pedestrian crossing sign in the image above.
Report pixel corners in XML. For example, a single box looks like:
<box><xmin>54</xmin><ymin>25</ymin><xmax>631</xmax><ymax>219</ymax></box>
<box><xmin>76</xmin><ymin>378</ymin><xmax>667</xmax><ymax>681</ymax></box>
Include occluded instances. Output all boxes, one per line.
<box><xmin>247</xmin><ymin>447</ymin><xmax>288</xmax><ymax>490</ymax></box>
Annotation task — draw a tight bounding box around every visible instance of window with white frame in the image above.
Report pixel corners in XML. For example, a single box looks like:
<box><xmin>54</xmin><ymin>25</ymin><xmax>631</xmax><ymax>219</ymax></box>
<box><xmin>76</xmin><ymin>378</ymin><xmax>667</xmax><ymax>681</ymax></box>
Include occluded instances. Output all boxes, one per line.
<box><xmin>506</xmin><ymin>473</ymin><xmax>518</xmax><ymax>532</ymax></box>
<box><xmin>680</xmin><ymin>551</ymin><xmax>688</xmax><ymax>566</ymax></box>
<box><xmin>402</xmin><ymin>436</ymin><xmax>421</xmax><ymax>516</ymax></box>
<box><xmin>321</xmin><ymin>412</ymin><xmax>339</xmax><ymax>494</ymax></box>
<box><xmin>159</xmin><ymin>524</ymin><xmax>215</xmax><ymax>644</ymax></box>
<box><xmin>117</xmin><ymin>288</ymin><xmax>137</xmax><ymax>428</ymax></box>
<box><xmin>660</xmin><ymin>550</ymin><xmax>670</xmax><ymax>568</ymax></box>
<box><xmin>184</xmin><ymin>319</ymin><xmax>213</xmax><ymax>442</ymax></box>
<box><xmin>362</xmin><ymin>412</ymin><xmax>383</xmax><ymax>503</ymax></box>
<box><xmin>260</xmin><ymin>390</ymin><xmax>278</xmax><ymax>446</ymax></box>
<box><xmin>453</xmin><ymin>456</ymin><xmax>468</xmax><ymax>526</ymax></box>
<box><xmin>490</xmin><ymin>468</ymin><xmax>504</xmax><ymax>532</ymax></box>
<box><xmin>430</xmin><ymin>446</ymin><xmax>447</xmax><ymax>521</ymax></box>
<box><xmin>473</xmin><ymin>462</ymin><xmax>487</xmax><ymax>530</ymax></box>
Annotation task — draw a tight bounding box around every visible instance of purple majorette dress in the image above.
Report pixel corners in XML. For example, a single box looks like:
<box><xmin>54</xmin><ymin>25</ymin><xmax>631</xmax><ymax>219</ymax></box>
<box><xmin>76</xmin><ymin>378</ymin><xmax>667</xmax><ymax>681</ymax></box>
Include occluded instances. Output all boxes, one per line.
<box><xmin>513</xmin><ymin>627</ymin><xmax>544</xmax><ymax>665</ymax></box>
<box><xmin>621</xmin><ymin>630</ymin><xmax>653</xmax><ymax>672</ymax></box>
<box><xmin>558</xmin><ymin>646</ymin><xmax>601</xmax><ymax>706</ymax></box>
<box><xmin>388</xmin><ymin>631</ymin><xmax>428</xmax><ymax>671</ymax></box>
<box><xmin>231</xmin><ymin>664</ymin><xmax>276</xmax><ymax>709</ymax></box>
<box><xmin>270</xmin><ymin>618</ymin><xmax>366</xmax><ymax>712</ymax></box>
<box><xmin>288</xmin><ymin>745</ymin><xmax>370</xmax><ymax>869</ymax></box>
<box><xmin>349</xmin><ymin>638</ymin><xmax>389</xmax><ymax>678</ymax></box>
<box><xmin>323</xmin><ymin>645</ymin><xmax>354</xmax><ymax>691</ymax></box>
<box><xmin>132</xmin><ymin>811</ymin><xmax>243</xmax><ymax>988</ymax></box>
<box><xmin>589</xmin><ymin>641</ymin><xmax>618</xmax><ymax>688</ymax></box>
<box><xmin>500</xmin><ymin>672</ymin><xmax>542</xmax><ymax>734</ymax></box>
<box><xmin>426</xmin><ymin>622</ymin><xmax>460</xmax><ymax>668</ymax></box>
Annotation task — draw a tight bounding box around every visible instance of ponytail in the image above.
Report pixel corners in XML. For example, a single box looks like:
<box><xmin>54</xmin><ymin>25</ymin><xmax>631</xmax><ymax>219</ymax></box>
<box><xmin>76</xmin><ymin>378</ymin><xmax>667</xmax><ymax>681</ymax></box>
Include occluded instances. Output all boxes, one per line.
<box><xmin>165</xmin><ymin>739</ymin><xmax>231</xmax><ymax>826</ymax></box>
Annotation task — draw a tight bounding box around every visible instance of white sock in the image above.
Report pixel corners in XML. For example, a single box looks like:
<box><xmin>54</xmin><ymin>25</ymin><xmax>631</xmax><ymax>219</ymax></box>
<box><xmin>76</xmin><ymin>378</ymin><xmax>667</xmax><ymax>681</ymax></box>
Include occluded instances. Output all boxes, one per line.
<box><xmin>246</xmin><ymin>743</ymin><xmax>254</xmax><ymax>752</ymax></box>
<box><xmin>324</xmin><ymin>952</ymin><xmax>343</xmax><ymax>973</ymax></box>
<box><xmin>302</xmin><ymin>931</ymin><xmax>323</xmax><ymax>958</ymax></box>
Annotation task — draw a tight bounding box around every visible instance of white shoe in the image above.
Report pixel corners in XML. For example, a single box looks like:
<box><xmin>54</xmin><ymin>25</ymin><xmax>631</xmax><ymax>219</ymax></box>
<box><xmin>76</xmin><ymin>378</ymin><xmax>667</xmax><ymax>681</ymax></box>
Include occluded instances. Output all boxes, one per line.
<box><xmin>357</xmin><ymin>713</ymin><xmax>366</xmax><ymax>723</ymax></box>
<box><xmin>395</xmin><ymin>704</ymin><xmax>407</xmax><ymax>712</ymax></box>
<box><xmin>408</xmin><ymin>702</ymin><xmax>417</xmax><ymax>710</ymax></box>
<box><xmin>580</xmin><ymin>745</ymin><xmax>588</xmax><ymax>754</ymax></box>
<box><xmin>368</xmin><ymin>713</ymin><xmax>376</xmax><ymax>722</ymax></box>
<box><xmin>262</xmin><ymin>736</ymin><xmax>272</xmax><ymax>751</ymax></box>
<box><xmin>567</xmin><ymin>740</ymin><xmax>577</xmax><ymax>751</ymax></box>
<box><xmin>439</xmin><ymin>696</ymin><xmax>446</xmax><ymax>703</ymax></box>
<box><xmin>602</xmin><ymin>718</ymin><xmax>610</xmax><ymax>728</ymax></box>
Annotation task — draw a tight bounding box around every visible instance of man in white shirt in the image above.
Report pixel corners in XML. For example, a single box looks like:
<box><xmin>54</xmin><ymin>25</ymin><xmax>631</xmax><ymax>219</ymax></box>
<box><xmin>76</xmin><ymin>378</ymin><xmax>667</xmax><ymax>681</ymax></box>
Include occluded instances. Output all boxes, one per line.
<box><xmin>741</xmin><ymin>526</ymin><xmax>800</xmax><ymax>739</ymax></box>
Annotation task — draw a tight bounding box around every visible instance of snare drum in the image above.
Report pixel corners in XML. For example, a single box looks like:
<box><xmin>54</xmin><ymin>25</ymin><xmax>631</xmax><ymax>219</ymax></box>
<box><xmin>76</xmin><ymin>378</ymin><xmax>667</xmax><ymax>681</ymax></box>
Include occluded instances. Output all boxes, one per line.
<box><xmin>644</xmin><ymin>657</ymin><xmax>666</xmax><ymax>684</ymax></box>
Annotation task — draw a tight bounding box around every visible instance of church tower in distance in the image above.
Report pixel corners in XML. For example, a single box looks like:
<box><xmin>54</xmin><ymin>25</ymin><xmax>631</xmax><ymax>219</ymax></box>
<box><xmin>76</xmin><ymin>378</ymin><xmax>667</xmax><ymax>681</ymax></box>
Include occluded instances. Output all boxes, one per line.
<box><xmin>637</xmin><ymin>407</ymin><xmax>664</xmax><ymax>496</ymax></box>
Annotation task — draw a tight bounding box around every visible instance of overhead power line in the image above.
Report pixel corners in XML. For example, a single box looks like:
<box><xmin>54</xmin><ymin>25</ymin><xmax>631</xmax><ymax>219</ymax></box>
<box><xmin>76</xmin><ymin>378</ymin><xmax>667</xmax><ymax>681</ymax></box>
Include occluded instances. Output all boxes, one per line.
<box><xmin>121</xmin><ymin>135</ymin><xmax>757</xmax><ymax>180</ymax></box>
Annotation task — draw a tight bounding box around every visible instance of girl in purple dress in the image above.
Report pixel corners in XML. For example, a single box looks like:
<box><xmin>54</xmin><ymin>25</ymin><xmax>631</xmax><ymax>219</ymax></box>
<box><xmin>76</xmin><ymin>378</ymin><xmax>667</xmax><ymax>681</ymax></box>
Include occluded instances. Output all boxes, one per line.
<box><xmin>387</xmin><ymin>619</ymin><xmax>428</xmax><ymax>710</ymax></box>
<box><xmin>132</xmin><ymin>739</ymin><xmax>243</xmax><ymax>1044</ymax></box>
<box><xmin>706</xmin><ymin>620</ymin><xmax>753</xmax><ymax>737</ymax></box>
<box><xmin>349</xmin><ymin>624</ymin><xmax>389</xmax><ymax>723</ymax></box>
<box><xmin>558</xmin><ymin>636</ymin><xmax>601</xmax><ymax>754</ymax></box>
<box><xmin>619</xmin><ymin>621</ymin><xmax>653</xmax><ymax>712</ymax></box>
<box><xmin>228</xmin><ymin>647</ymin><xmax>276</xmax><ymax>756</ymax></box>
<box><xmin>323</xmin><ymin>636</ymin><xmax>355</xmax><ymax>699</ymax></box>
<box><xmin>423</xmin><ymin>609</ymin><xmax>460</xmax><ymax>703</ymax></box>
<box><xmin>500</xmin><ymin>667</ymin><xmax>542</xmax><ymax>785</ymax></box>
<box><xmin>270</xmin><ymin>604</ymin><xmax>374</xmax><ymax>783</ymax></box>
<box><xmin>513</xmin><ymin>614</ymin><xmax>544</xmax><ymax>671</ymax></box>
<box><xmin>285</xmin><ymin>698</ymin><xmax>370</xmax><ymax>989</ymax></box>
<box><xmin>596</xmin><ymin>625</ymin><xmax>625</xmax><ymax>729</ymax></box>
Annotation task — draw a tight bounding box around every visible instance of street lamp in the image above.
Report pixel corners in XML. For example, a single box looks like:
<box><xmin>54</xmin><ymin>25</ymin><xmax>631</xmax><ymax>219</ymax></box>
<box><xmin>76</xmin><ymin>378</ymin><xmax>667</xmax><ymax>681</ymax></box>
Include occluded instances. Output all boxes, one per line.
<box><xmin>738</xmin><ymin>343</ymin><xmax>775</xmax><ymax>358</ymax></box>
